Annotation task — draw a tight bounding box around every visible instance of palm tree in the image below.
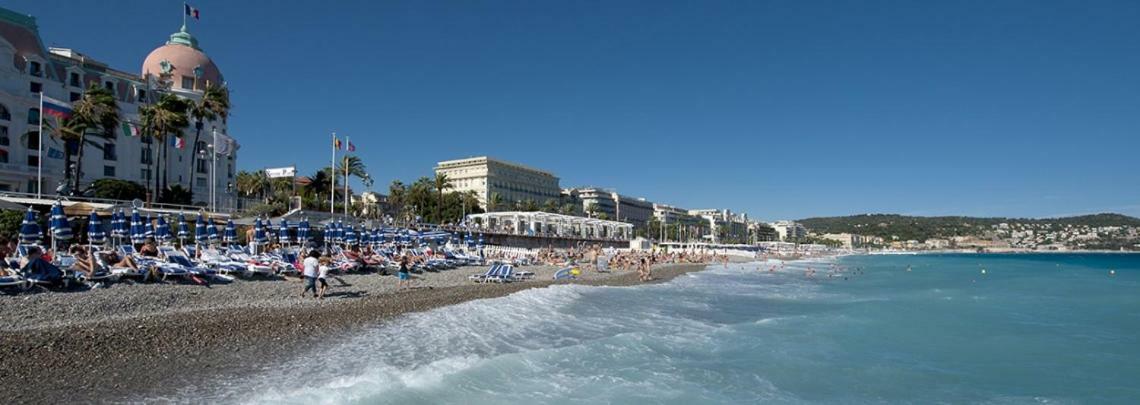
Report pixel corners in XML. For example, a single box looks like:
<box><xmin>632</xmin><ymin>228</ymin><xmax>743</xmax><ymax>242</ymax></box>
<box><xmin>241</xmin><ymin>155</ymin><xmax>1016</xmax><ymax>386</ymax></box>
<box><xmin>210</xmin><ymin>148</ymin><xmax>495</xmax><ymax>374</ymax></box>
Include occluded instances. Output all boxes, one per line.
<box><xmin>49</xmin><ymin>85</ymin><xmax>120</xmax><ymax>193</ymax></box>
<box><xmin>432</xmin><ymin>173</ymin><xmax>452</xmax><ymax>223</ymax></box>
<box><xmin>138</xmin><ymin>93</ymin><xmax>189</xmax><ymax>200</ymax></box>
<box><xmin>234</xmin><ymin>170</ymin><xmax>268</xmax><ymax>199</ymax></box>
<box><xmin>187</xmin><ymin>83</ymin><xmax>230</xmax><ymax>194</ymax></box>
<box><xmin>300</xmin><ymin>169</ymin><xmax>332</xmax><ymax>210</ymax></box>
<box><xmin>488</xmin><ymin>192</ymin><xmax>504</xmax><ymax>212</ymax></box>
<box><xmin>541</xmin><ymin>199</ymin><xmax>558</xmax><ymax>213</ymax></box>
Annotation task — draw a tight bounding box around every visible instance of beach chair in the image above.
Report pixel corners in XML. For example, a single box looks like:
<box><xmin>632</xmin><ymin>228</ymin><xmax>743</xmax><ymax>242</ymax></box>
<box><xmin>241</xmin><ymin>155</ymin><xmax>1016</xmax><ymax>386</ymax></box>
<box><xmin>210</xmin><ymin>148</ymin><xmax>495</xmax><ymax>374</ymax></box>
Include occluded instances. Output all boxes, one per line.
<box><xmin>55</xmin><ymin>253</ymin><xmax>115</xmax><ymax>287</ymax></box>
<box><xmin>469</xmin><ymin>264</ymin><xmax>501</xmax><ymax>282</ymax></box>
<box><xmin>0</xmin><ymin>260</ymin><xmax>30</xmax><ymax>293</ymax></box>
<box><xmin>488</xmin><ymin>265</ymin><xmax>515</xmax><ymax>283</ymax></box>
<box><xmin>199</xmin><ymin>247</ymin><xmax>249</xmax><ymax>277</ymax></box>
<box><xmin>159</xmin><ymin>246</ymin><xmax>217</xmax><ymax>280</ymax></box>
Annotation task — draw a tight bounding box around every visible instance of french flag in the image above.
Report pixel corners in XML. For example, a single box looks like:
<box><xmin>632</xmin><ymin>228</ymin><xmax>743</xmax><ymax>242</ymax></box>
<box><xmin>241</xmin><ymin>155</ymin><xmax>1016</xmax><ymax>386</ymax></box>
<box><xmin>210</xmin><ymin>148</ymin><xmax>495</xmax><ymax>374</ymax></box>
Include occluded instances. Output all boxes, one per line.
<box><xmin>185</xmin><ymin>3</ymin><xmax>200</xmax><ymax>20</ymax></box>
<box><xmin>42</xmin><ymin>95</ymin><xmax>73</xmax><ymax>119</ymax></box>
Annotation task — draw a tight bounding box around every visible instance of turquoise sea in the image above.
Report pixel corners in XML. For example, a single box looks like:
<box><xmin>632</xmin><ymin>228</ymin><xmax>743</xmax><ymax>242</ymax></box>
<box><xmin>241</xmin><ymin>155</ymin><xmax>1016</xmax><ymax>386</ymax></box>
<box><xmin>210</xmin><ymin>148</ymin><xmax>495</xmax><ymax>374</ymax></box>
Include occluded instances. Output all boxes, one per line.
<box><xmin>201</xmin><ymin>254</ymin><xmax>1139</xmax><ymax>404</ymax></box>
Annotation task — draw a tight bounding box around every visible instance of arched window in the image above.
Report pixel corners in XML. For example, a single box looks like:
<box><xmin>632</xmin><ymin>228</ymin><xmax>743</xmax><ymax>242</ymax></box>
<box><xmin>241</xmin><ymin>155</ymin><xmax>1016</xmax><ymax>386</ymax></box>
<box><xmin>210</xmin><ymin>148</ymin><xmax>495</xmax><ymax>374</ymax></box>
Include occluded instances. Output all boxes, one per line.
<box><xmin>0</xmin><ymin>104</ymin><xmax>10</xmax><ymax>121</ymax></box>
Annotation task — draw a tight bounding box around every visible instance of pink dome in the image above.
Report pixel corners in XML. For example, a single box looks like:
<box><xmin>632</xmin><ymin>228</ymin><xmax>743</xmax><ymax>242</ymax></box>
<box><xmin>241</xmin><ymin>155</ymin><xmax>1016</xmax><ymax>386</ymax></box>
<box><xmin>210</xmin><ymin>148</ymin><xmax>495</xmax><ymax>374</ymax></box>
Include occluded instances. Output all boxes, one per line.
<box><xmin>140</xmin><ymin>28</ymin><xmax>222</xmax><ymax>90</ymax></box>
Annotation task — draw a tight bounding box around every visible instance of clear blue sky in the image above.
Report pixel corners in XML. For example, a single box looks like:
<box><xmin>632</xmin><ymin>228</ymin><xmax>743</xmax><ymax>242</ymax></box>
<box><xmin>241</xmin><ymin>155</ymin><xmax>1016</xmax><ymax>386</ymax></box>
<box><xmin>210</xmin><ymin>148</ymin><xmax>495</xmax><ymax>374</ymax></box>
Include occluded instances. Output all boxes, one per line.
<box><xmin>10</xmin><ymin>0</ymin><xmax>1140</xmax><ymax>220</ymax></box>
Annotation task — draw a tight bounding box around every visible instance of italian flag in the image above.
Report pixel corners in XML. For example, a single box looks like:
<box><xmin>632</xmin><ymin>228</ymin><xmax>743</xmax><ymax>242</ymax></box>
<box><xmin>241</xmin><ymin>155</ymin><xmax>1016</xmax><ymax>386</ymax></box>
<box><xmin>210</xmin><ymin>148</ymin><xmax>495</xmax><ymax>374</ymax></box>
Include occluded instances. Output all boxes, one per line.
<box><xmin>121</xmin><ymin>121</ymin><xmax>140</xmax><ymax>137</ymax></box>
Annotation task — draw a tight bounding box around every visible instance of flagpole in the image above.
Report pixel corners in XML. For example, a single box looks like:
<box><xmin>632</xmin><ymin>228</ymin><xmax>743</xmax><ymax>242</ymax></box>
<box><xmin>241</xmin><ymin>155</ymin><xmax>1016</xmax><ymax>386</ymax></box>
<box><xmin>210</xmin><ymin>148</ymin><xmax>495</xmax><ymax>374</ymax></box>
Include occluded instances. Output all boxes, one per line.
<box><xmin>37</xmin><ymin>92</ymin><xmax>43</xmax><ymax>198</ymax></box>
<box><xmin>329</xmin><ymin>132</ymin><xmax>336</xmax><ymax>217</ymax></box>
<box><xmin>182</xmin><ymin>2</ymin><xmax>187</xmax><ymax>29</ymax></box>
<box><xmin>343</xmin><ymin>136</ymin><xmax>350</xmax><ymax>218</ymax></box>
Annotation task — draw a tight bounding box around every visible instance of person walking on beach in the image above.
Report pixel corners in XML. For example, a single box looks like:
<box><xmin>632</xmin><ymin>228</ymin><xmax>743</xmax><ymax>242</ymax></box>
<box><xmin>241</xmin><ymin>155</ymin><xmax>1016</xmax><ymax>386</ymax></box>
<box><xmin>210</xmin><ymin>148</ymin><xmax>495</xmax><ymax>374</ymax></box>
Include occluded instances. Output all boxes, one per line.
<box><xmin>301</xmin><ymin>250</ymin><xmax>320</xmax><ymax>298</ymax></box>
<box><xmin>317</xmin><ymin>256</ymin><xmax>332</xmax><ymax>299</ymax></box>
<box><xmin>397</xmin><ymin>254</ymin><xmax>412</xmax><ymax>290</ymax></box>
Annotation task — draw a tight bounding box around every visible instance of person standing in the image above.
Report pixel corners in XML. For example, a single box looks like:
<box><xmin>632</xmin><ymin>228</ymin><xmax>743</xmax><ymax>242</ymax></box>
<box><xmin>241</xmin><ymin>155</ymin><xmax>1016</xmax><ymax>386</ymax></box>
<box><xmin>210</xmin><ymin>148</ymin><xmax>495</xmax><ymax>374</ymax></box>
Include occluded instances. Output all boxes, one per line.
<box><xmin>317</xmin><ymin>256</ymin><xmax>331</xmax><ymax>299</ymax></box>
<box><xmin>397</xmin><ymin>255</ymin><xmax>411</xmax><ymax>290</ymax></box>
<box><xmin>301</xmin><ymin>250</ymin><xmax>320</xmax><ymax>298</ymax></box>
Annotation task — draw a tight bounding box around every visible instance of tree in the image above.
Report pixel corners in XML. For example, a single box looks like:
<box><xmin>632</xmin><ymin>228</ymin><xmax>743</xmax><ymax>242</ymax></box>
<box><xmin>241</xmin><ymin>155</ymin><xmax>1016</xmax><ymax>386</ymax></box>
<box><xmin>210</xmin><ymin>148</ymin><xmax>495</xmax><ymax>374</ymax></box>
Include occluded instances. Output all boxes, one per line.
<box><xmin>160</xmin><ymin>184</ymin><xmax>193</xmax><ymax>205</ymax></box>
<box><xmin>62</xmin><ymin>85</ymin><xmax>120</xmax><ymax>192</ymax></box>
<box><xmin>187</xmin><ymin>83</ymin><xmax>230</xmax><ymax>194</ymax></box>
<box><xmin>522</xmin><ymin>199</ymin><xmax>539</xmax><ymax>212</ymax></box>
<box><xmin>138</xmin><ymin>93</ymin><xmax>190</xmax><ymax>200</ymax></box>
<box><xmin>90</xmin><ymin>179</ymin><xmax>147</xmax><ymax>201</ymax></box>
<box><xmin>433</xmin><ymin>173</ymin><xmax>452</xmax><ymax>224</ymax></box>
<box><xmin>541</xmin><ymin>199</ymin><xmax>558</xmax><ymax>213</ymax></box>
<box><xmin>234</xmin><ymin>170</ymin><xmax>270</xmax><ymax>199</ymax></box>
<box><xmin>488</xmin><ymin>192</ymin><xmax>504</xmax><ymax>212</ymax></box>
<box><xmin>300</xmin><ymin>169</ymin><xmax>333</xmax><ymax>210</ymax></box>
<box><xmin>559</xmin><ymin>203</ymin><xmax>577</xmax><ymax>216</ymax></box>
<box><xmin>388</xmin><ymin>180</ymin><xmax>406</xmax><ymax>222</ymax></box>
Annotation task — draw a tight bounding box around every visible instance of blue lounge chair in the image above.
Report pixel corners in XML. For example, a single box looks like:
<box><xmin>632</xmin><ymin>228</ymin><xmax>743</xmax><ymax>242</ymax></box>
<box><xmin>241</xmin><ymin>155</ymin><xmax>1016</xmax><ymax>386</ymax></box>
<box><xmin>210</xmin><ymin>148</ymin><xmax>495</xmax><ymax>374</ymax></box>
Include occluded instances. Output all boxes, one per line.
<box><xmin>469</xmin><ymin>264</ymin><xmax>501</xmax><ymax>282</ymax></box>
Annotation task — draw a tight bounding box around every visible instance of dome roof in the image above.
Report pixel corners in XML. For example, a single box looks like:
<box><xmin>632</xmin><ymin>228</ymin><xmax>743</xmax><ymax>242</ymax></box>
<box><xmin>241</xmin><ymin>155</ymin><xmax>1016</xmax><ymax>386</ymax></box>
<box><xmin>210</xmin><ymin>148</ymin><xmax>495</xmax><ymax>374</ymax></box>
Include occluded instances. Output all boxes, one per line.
<box><xmin>140</xmin><ymin>26</ymin><xmax>222</xmax><ymax>90</ymax></box>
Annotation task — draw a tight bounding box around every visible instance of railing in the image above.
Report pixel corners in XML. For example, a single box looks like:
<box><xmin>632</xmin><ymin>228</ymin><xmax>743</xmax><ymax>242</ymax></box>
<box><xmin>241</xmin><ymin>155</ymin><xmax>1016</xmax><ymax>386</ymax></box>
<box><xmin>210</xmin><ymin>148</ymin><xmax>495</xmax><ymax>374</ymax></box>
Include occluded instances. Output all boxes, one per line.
<box><xmin>0</xmin><ymin>190</ymin><xmax>223</xmax><ymax>213</ymax></box>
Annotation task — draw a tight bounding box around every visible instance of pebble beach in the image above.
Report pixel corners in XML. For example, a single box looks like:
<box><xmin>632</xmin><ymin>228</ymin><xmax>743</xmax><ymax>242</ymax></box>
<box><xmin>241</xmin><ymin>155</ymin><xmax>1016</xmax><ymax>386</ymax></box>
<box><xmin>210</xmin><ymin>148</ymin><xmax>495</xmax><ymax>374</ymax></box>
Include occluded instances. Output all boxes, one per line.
<box><xmin>0</xmin><ymin>262</ymin><xmax>707</xmax><ymax>403</ymax></box>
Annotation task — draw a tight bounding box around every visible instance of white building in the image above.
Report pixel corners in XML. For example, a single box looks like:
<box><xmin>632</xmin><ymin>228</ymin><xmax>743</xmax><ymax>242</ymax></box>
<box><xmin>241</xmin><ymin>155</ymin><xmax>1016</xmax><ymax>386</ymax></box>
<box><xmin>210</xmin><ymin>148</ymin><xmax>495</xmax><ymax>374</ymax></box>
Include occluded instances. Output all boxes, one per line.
<box><xmin>690</xmin><ymin>208</ymin><xmax>749</xmax><ymax>244</ymax></box>
<box><xmin>435</xmin><ymin>156</ymin><xmax>561</xmax><ymax>209</ymax></box>
<box><xmin>770</xmin><ymin>220</ymin><xmax>807</xmax><ymax>242</ymax></box>
<box><xmin>0</xmin><ymin>7</ymin><xmax>237</xmax><ymax>207</ymax></box>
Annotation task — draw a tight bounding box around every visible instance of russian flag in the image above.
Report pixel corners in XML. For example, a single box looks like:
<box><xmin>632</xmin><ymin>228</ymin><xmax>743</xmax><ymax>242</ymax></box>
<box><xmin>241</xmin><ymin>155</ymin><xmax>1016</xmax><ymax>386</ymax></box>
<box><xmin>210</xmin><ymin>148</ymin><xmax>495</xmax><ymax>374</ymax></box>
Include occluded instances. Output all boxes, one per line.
<box><xmin>185</xmin><ymin>3</ymin><xmax>200</xmax><ymax>20</ymax></box>
<box><xmin>42</xmin><ymin>95</ymin><xmax>73</xmax><ymax>119</ymax></box>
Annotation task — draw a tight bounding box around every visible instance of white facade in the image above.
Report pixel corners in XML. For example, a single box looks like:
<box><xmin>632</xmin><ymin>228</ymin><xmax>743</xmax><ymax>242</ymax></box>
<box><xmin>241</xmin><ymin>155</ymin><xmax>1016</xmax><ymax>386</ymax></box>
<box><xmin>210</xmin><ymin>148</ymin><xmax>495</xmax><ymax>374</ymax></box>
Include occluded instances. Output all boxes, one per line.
<box><xmin>771</xmin><ymin>220</ymin><xmax>808</xmax><ymax>242</ymax></box>
<box><xmin>0</xmin><ymin>7</ymin><xmax>236</xmax><ymax>207</ymax></box>
<box><xmin>435</xmin><ymin>156</ymin><xmax>560</xmax><ymax>209</ymax></box>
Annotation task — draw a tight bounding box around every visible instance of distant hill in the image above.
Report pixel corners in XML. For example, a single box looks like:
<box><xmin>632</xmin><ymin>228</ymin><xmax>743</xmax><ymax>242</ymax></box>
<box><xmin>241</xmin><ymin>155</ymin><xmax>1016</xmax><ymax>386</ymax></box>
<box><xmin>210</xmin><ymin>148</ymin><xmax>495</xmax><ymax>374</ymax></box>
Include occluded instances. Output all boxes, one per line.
<box><xmin>797</xmin><ymin>213</ymin><xmax>1140</xmax><ymax>242</ymax></box>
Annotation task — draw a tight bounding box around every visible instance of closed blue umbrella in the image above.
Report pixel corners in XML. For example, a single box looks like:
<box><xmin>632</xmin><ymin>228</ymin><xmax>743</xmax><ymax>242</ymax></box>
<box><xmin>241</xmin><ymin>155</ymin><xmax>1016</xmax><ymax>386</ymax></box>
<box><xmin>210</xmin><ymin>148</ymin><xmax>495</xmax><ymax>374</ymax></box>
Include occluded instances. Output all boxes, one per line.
<box><xmin>322</xmin><ymin>223</ymin><xmax>333</xmax><ymax>245</ymax></box>
<box><xmin>477</xmin><ymin>233</ymin><xmax>484</xmax><ymax>247</ymax></box>
<box><xmin>223</xmin><ymin>219</ymin><xmax>236</xmax><ymax>244</ymax></box>
<box><xmin>206</xmin><ymin>220</ymin><xmax>219</xmax><ymax>244</ymax></box>
<box><xmin>144</xmin><ymin>213</ymin><xmax>154</xmax><ymax>239</ymax></box>
<box><xmin>334</xmin><ymin>220</ymin><xmax>344</xmax><ymax>243</ymax></box>
<box><xmin>344</xmin><ymin>223</ymin><xmax>357</xmax><ymax>245</ymax></box>
<box><xmin>264</xmin><ymin>218</ymin><xmax>275</xmax><ymax>241</ymax></box>
<box><xmin>49</xmin><ymin>201</ymin><xmax>72</xmax><ymax>242</ymax></box>
<box><xmin>87</xmin><ymin>212</ymin><xmax>106</xmax><ymax>245</ymax></box>
<box><xmin>129</xmin><ymin>210</ymin><xmax>146</xmax><ymax>244</ymax></box>
<box><xmin>155</xmin><ymin>215</ymin><xmax>172</xmax><ymax>243</ymax></box>
<box><xmin>177</xmin><ymin>213</ymin><xmax>190</xmax><ymax>245</ymax></box>
<box><xmin>297</xmin><ymin>218</ymin><xmax>311</xmax><ymax>242</ymax></box>
<box><xmin>195</xmin><ymin>214</ymin><xmax>207</xmax><ymax>243</ymax></box>
<box><xmin>278</xmin><ymin>219</ymin><xmax>291</xmax><ymax>243</ymax></box>
<box><xmin>19</xmin><ymin>207</ymin><xmax>41</xmax><ymax>244</ymax></box>
<box><xmin>253</xmin><ymin>217</ymin><xmax>267</xmax><ymax>245</ymax></box>
<box><xmin>111</xmin><ymin>210</ymin><xmax>127</xmax><ymax>241</ymax></box>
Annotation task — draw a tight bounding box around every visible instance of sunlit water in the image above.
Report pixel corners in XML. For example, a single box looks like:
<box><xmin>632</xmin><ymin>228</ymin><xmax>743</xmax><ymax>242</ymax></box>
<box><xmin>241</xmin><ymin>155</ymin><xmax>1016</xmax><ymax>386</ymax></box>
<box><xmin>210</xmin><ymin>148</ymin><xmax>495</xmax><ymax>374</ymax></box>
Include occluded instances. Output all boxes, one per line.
<box><xmin>182</xmin><ymin>254</ymin><xmax>1140</xmax><ymax>404</ymax></box>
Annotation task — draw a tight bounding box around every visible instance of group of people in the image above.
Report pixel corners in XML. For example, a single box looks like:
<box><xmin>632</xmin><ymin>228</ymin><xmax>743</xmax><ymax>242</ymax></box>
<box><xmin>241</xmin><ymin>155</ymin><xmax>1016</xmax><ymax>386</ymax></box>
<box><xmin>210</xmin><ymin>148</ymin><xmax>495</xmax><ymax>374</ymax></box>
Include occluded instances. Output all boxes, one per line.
<box><xmin>0</xmin><ymin>236</ymin><xmax>147</xmax><ymax>286</ymax></box>
<box><xmin>296</xmin><ymin>249</ymin><xmax>418</xmax><ymax>299</ymax></box>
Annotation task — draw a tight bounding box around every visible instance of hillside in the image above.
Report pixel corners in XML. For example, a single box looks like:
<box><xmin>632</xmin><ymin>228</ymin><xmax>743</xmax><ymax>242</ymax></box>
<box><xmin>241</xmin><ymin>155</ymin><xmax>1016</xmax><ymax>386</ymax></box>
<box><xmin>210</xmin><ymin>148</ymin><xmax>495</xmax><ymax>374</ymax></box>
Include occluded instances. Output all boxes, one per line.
<box><xmin>797</xmin><ymin>213</ymin><xmax>1140</xmax><ymax>242</ymax></box>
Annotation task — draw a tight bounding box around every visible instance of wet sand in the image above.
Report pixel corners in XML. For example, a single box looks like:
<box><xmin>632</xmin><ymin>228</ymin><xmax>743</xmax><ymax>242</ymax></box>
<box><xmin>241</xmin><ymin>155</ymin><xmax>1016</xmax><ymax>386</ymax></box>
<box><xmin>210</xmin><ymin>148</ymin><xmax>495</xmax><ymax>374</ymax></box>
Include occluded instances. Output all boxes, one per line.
<box><xmin>0</xmin><ymin>262</ymin><xmax>707</xmax><ymax>403</ymax></box>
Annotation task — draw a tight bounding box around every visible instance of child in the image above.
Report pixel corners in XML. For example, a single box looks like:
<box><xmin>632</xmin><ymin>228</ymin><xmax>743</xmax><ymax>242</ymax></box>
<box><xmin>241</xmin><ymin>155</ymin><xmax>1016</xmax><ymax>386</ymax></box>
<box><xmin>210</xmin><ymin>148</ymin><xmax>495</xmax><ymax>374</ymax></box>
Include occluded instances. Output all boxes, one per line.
<box><xmin>317</xmin><ymin>256</ymin><xmax>332</xmax><ymax>299</ymax></box>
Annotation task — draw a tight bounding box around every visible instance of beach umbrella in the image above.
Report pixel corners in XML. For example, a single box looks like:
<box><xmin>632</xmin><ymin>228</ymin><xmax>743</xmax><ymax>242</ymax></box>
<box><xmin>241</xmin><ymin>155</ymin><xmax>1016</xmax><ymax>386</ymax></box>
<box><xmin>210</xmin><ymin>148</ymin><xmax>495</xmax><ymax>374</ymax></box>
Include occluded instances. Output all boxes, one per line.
<box><xmin>298</xmin><ymin>218</ymin><xmax>311</xmax><ymax>243</ymax></box>
<box><xmin>344</xmin><ymin>223</ymin><xmax>357</xmax><ymax>245</ymax></box>
<box><xmin>49</xmin><ymin>202</ymin><xmax>72</xmax><ymax>249</ymax></box>
<box><xmin>334</xmin><ymin>220</ymin><xmax>344</xmax><ymax>243</ymax></box>
<box><xmin>129</xmin><ymin>210</ymin><xmax>146</xmax><ymax>245</ymax></box>
<box><xmin>177</xmin><ymin>213</ymin><xmax>190</xmax><ymax>246</ymax></box>
<box><xmin>18</xmin><ymin>207</ymin><xmax>41</xmax><ymax>244</ymax></box>
<box><xmin>155</xmin><ymin>215</ymin><xmax>172</xmax><ymax>244</ymax></box>
<box><xmin>223</xmin><ymin>219</ymin><xmax>236</xmax><ymax>244</ymax></box>
<box><xmin>253</xmin><ymin>217</ymin><xmax>268</xmax><ymax>245</ymax></box>
<box><xmin>264</xmin><ymin>218</ymin><xmax>275</xmax><ymax>241</ymax></box>
<box><xmin>278</xmin><ymin>219</ymin><xmax>291</xmax><ymax>244</ymax></box>
<box><xmin>195</xmin><ymin>213</ymin><xmax>207</xmax><ymax>244</ymax></box>
<box><xmin>206</xmin><ymin>219</ymin><xmax>220</xmax><ymax>244</ymax></box>
<box><xmin>477</xmin><ymin>233</ymin><xmax>484</xmax><ymax>247</ymax></box>
<box><xmin>144</xmin><ymin>213</ymin><xmax>154</xmax><ymax>239</ymax></box>
<box><xmin>87</xmin><ymin>212</ymin><xmax>106</xmax><ymax>246</ymax></box>
<box><xmin>322</xmin><ymin>223</ymin><xmax>333</xmax><ymax>245</ymax></box>
<box><xmin>111</xmin><ymin>210</ymin><xmax>126</xmax><ymax>242</ymax></box>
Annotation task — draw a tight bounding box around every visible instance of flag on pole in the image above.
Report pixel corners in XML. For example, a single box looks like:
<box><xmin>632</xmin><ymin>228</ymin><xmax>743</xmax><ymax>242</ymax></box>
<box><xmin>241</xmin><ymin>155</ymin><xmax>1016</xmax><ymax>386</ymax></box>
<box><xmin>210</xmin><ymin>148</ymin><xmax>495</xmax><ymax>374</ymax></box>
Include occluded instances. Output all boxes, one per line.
<box><xmin>334</xmin><ymin>137</ymin><xmax>342</xmax><ymax>150</ymax></box>
<box><xmin>185</xmin><ymin>3</ymin><xmax>200</xmax><ymax>20</ymax></box>
<box><xmin>120</xmin><ymin>121</ymin><xmax>140</xmax><ymax>137</ymax></box>
<box><xmin>213</xmin><ymin>131</ymin><xmax>238</xmax><ymax>155</ymax></box>
<box><xmin>171</xmin><ymin>136</ymin><xmax>185</xmax><ymax>149</ymax></box>
<box><xmin>41</xmin><ymin>95</ymin><xmax>73</xmax><ymax>119</ymax></box>
<box><xmin>348</xmin><ymin>141</ymin><xmax>356</xmax><ymax>152</ymax></box>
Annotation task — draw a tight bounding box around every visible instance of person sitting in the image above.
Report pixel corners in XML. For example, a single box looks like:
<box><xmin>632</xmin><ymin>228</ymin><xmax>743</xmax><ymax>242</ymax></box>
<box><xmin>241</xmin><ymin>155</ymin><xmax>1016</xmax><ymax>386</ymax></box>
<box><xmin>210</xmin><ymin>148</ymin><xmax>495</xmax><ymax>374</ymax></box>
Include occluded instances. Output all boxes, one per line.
<box><xmin>68</xmin><ymin>245</ymin><xmax>99</xmax><ymax>278</ymax></box>
<box><xmin>139</xmin><ymin>238</ymin><xmax>159</xmax><ymax>258</ymax></box>
<box><xmin>99</xmin><ymin>250</ymin><xmax>138</xmax><ymax>270</ymax></box>
<box><xmin>20</xmin><ymin>246</ymin><xmax>63</xmax><ymax>285</ymax></box>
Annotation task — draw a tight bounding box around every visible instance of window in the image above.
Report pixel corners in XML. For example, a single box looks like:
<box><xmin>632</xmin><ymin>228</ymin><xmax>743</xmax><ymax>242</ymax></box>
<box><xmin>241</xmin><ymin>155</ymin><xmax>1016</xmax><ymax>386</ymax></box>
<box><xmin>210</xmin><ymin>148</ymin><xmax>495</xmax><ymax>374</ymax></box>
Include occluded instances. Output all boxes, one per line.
<box><xmin>140</xmin><ymin>168</ymin><xmax>151</xmax><ymax>181</ymax></box>
<box><xmin>69</xmin><ymin>92</ymin><xmax>81</xmax><ymax>102</ymax></box>
<box><xmin>140</xmin><ymin>147</ymin><xmax>152</xmax><ymax>164</ymax></box>
<box><xmin>29</xmin><ymin>82</ymin><xmax>42</xmax><ymax>94</ymax></box>
<box><xmin>0</xmin><ymin>150</ymin><xmax>7</xmax><ymax>163</ymax></box>
<box><xmin>103</xmin><ymin>143</ymin><xmax>117</xmax><ymax>161</ymax></box>
<box><xmin>196</xmin><ymin>158</ymin><xmax>208</xmax><ymax>174</ymax></box>
<box><xmin>196</xmin><ymin>176</ymin><xmax>207</xmax><ymax>187</ymax></box>
<box><xmin>26</xmin><ymin>179</ymin><xmax>38</xmax><ymax>194</ymax></box>
<box><xmin>0</xmin><ymin>185</ymin><xmax>9</xmax><ymax>192</ymax></box>
<box><xmin>141</xmin><ymin>135</ymin><xmax>152</xmax><ymax>144</ymax></box>
<box><xmin>181</xmin><ymin>76</ymin><xmax>195</xmax><ymax>89</ymax></box>
<box><xmin>27</xmin><ymin>108</ymin><xmax>39</xmax><ymax>124</ymax></box>
<box><xmin>104</xmin><ymin>81</ymin><xmax>115</xmax><ymax>91</ymax></box>
<box><xmin>195</xmin><ymin>141</ymin><xmax>207</xmax><ymax>154</ymax></box>
<box><xmin>0</xmin><ymin>126</ymin><xmax>7</xmax><ymax>146</ymax></box>
<box><xmin>26</xmin><ymin>132</ymin><xmax>39</xmax><ymax>149</ymax></box>
<box><xmin>29</xmin><ymin>61</ymin><xmax>42</xmax><ymax>77</ymax></box>
<box><xmin>27</xmin><ymin>155</ymin><xmax>38</xmax><ymax>167</ymax></box>
<box><xmin>69</xmin><ymin>72</ymin><xmax>80</xmax><ymax>87</ymax></box>
<box><xmin>0</xmin><ymin>104</ymin><xmax>9</xmax><ymax>120</ymax></box>
<box><xmin>228</xmin><ymin>163</ymin><xmax>233</xmax><ymax>178</ymax></box>
<box><xmin>136</xmin><ymin>89</ymin><xmax>146</xmax><ymax>101</ymax></box>
<box><xmin>103</xmin><ymin>166</ymin><xmax>115</xmax><ymax>177</ymax></box>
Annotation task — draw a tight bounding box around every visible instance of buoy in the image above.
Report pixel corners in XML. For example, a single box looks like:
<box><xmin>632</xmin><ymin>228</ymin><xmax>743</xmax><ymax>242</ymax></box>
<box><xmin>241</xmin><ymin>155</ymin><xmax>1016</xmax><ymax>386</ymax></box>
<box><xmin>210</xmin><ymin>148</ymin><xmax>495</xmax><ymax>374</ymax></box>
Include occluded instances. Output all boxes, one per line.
<box><xmin>1109</xmin><ymin>270</ymin><xmax>1115</xmax><ymax>276</ymax></box>
<box><xmin>981</xmin><ymin>269</ymin><xmax>987</xmax><ymax>275</ymax></box>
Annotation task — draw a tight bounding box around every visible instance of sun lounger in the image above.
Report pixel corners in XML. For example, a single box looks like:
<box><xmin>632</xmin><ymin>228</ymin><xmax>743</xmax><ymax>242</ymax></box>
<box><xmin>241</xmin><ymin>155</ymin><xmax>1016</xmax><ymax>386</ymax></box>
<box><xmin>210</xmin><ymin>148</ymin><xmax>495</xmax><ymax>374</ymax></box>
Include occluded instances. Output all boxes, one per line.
<box><xmin>469</xmin><ymin>264</ymin><xmax>501</xmax><ymax>282</ymax></box>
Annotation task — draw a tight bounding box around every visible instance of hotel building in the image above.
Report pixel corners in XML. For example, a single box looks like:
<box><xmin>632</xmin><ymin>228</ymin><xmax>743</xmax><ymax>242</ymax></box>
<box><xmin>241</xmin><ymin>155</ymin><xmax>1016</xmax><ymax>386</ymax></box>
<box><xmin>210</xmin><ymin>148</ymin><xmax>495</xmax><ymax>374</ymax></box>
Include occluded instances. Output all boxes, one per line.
<box><xmin>434</xmin><ymin>156</ymin><xmax>561</xmax><ymax>209</ymax></box>
<box><xmin>771</xmin><ymin>220</ymin><xmax>808</xmax><ymax>242</ymax></box>
<box><xmin>0</xmin><ymin>7</ymin><xmax>236</xmax><ymax>206</ymax></box>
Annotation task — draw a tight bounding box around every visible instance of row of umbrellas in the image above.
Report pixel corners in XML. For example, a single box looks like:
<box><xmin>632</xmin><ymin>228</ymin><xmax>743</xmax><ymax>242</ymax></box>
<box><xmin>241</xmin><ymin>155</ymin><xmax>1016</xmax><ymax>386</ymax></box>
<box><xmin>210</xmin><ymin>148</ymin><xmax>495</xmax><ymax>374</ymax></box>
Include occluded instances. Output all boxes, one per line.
<box><xmin>20</xmin><ymin>202</ymin><xmax>483</xmax><ymax>248</ymax></box>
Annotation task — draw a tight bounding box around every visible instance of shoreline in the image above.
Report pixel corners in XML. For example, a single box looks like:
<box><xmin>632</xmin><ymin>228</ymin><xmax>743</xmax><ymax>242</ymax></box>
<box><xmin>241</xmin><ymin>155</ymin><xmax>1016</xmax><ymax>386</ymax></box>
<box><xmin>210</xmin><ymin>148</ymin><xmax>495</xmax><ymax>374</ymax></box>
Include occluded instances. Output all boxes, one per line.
<box><xmin>0</xmin><ymin>262</ymin><xmax>708</xmax><ymax>404</ymax></box>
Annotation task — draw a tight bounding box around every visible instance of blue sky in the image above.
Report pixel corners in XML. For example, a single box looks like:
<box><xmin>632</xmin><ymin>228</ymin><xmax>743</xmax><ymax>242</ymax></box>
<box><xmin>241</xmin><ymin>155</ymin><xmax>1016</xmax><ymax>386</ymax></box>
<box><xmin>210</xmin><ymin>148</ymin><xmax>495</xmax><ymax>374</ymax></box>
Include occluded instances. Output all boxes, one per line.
<box><xmin>9</xmin><ymin>0</ymin><xmax>1140</xmax><ymax>220</ymax></box>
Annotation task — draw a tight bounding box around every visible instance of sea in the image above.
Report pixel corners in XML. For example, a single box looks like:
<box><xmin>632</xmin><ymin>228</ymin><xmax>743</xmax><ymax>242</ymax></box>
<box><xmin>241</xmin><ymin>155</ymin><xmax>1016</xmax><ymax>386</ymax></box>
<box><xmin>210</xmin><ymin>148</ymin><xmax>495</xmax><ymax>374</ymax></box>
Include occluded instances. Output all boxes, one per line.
<box><xmin>201</xmin><ymin>254</ymin><xmax>1139</xmax><ymax>404</ymax></box>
